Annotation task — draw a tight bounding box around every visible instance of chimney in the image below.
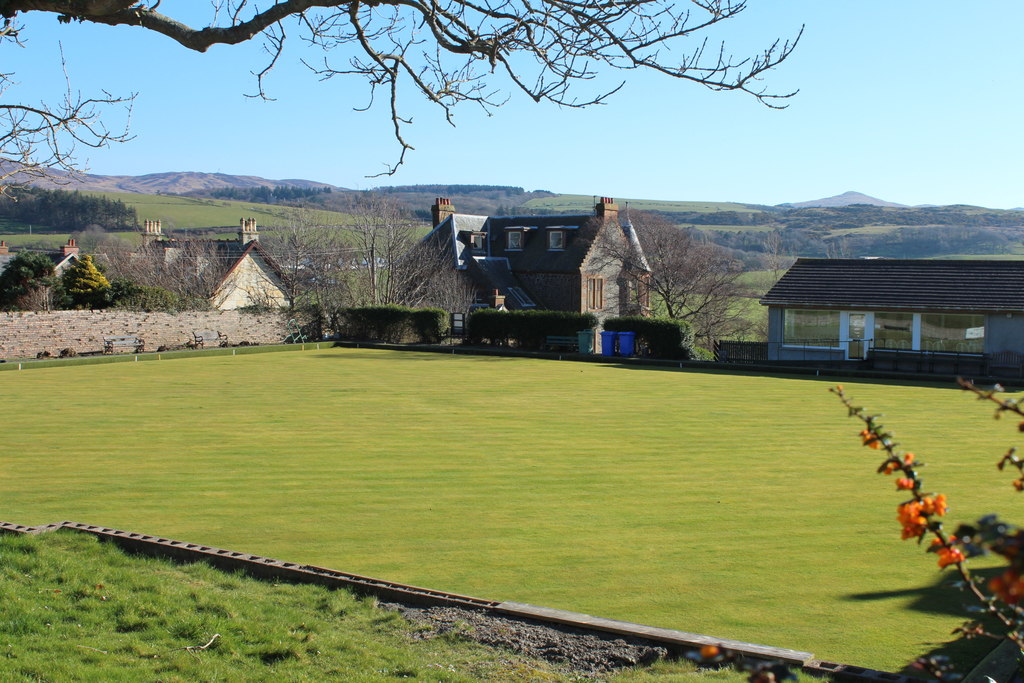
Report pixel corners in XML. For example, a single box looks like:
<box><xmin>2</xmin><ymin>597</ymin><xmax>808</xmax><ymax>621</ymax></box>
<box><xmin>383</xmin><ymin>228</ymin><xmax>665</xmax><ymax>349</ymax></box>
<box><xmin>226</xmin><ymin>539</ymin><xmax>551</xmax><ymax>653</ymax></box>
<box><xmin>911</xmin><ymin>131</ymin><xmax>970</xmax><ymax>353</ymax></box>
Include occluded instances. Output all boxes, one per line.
<box><xmin>489</xmin><ymin>289</ymin><xmax>506</xmax><ymax>310</ymax></box>
<box><xmin>431</xmin><ymin>197</ymin><xmax>455</xmax><ymax>227</ymax></box>
<box><xmin>0</xmin><ymin>240</ymin><xmax>8</xmax><ymax>255</ymax></box>
<box><xmin>61</xmin><ymin>238</ymin><xmax>80</xmax><ymax>257</ymax></box>
<box><xmin>141</xmin><ymin>219</ymin><xmax>163</xmax><ymax>246</ymax></box>
<box><xmin>595</xmin><ymin>196</ymin><xmax>618</xmax><ymax>223</ymax></box>
<box><xmin>239</xmin><ymin>217</ymin><xmax>259</xmax><ymax>244</ymax></box>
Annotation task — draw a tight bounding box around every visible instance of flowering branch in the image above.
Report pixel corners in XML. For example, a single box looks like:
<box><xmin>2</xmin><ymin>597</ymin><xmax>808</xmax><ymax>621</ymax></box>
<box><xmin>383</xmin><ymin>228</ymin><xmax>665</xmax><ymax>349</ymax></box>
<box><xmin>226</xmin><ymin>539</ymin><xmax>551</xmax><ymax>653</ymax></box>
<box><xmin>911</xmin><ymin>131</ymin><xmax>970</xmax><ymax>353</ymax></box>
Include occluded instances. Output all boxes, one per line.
<box><xmin>831</xmin><ymin>383</ymin><xmax>1024</xmax><ymax>668</ymax></box>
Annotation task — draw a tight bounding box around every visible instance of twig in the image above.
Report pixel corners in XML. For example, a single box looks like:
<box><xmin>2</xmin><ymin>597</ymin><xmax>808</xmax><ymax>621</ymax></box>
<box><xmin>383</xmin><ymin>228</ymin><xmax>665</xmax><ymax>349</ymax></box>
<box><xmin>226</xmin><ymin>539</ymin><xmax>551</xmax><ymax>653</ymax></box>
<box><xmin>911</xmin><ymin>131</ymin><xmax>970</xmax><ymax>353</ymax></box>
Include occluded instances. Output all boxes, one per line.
<box><xmin>171</xmin><ymin>633</ymin><xmax>220</xmax><ymax>654</ymax></box>
<box><xmin>75</xmin><ymin>645</ymin><xmax>109</xmax><ymax>654</ymax></box>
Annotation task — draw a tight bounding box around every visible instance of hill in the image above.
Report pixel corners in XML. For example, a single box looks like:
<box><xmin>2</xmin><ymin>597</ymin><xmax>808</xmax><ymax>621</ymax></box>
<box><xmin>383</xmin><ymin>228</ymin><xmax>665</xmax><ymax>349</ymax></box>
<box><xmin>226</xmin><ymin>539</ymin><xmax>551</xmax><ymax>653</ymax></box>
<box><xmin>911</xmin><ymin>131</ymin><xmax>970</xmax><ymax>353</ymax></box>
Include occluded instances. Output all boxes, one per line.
<box><xmin>28</xmin><ymin>169</ymin><xmax>340</xmax><ymax>195</ymax></box>
<box><xmin>780</xmin><ymin>191</ymin><xmax>907</xmax><ymax>208</ymax></box>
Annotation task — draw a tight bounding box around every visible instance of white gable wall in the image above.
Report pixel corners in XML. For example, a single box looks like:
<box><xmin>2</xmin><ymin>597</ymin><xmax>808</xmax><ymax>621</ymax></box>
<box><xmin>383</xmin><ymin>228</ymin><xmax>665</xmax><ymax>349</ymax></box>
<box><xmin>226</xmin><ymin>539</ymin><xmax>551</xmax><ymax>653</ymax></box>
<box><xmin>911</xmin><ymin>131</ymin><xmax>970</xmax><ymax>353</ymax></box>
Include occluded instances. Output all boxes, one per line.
<box><xmin>211</xmin><ymin>253</ymin><xmax>287</xmax><ymax>310</ymax></box>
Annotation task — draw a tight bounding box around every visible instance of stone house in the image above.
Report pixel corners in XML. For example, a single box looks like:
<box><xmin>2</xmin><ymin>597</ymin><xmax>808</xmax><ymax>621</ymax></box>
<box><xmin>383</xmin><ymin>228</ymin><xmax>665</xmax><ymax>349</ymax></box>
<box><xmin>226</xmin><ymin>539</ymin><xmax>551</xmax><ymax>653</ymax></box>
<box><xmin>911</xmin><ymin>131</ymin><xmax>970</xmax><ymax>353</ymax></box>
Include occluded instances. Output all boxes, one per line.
<box><xmin>760</xmin><ymin>258</ymin><xmax>1024</xmax><ymax>366</ymax></box>
<box><xmin>421</xmin><ymin>197</ymin><xmax>650</xmax><ymax>318</ymax></box>
<box><xmin>0</xmin><ymin>238</ymin><xmax>83</xmax><ymax>275</ymax></box>
<box><xmin>139</xmin><ymin>218</ymin><xmax>288</xmax><ymax>310</ymax></box>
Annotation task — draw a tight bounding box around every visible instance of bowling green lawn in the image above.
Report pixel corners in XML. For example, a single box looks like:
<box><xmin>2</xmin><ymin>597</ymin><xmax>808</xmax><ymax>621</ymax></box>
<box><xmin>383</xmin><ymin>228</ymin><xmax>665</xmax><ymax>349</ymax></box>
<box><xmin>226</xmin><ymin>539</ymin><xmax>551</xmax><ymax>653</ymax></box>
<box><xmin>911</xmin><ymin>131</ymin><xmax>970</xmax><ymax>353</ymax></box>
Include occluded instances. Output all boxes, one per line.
<box><xmin>1</xmin><ymin>346</ymin><xmax>1014</xmax><ymax>673</ymax></box>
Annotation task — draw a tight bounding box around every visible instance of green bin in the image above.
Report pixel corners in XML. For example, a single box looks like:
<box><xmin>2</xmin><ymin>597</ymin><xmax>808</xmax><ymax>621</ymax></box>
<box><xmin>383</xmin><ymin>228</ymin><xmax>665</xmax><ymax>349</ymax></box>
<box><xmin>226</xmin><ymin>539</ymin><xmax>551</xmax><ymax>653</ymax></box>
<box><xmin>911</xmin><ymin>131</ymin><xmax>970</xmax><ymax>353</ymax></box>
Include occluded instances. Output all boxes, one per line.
<box><xmin>577</xmin><ymin>329</ymin><xmax>595</xmax><ymax>354</ymax></box>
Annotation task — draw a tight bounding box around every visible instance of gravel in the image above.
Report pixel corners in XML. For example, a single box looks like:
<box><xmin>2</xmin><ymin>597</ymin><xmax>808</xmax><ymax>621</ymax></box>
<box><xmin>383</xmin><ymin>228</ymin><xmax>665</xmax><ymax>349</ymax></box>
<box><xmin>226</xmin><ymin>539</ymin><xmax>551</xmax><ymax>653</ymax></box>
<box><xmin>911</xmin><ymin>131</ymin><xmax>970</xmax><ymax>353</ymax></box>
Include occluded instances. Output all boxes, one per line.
<box><xmin>383</xmin><ymin>602</ymin><xmax>668</xmax><ymax>677</ymax></box>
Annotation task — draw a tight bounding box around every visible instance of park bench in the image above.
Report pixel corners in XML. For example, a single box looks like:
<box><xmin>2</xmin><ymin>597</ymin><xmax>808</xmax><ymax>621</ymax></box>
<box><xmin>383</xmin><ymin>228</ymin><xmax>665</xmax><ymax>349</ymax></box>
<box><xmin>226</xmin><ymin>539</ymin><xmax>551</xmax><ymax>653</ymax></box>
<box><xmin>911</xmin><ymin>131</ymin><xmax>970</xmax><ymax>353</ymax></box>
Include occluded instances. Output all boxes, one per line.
<box><xmin>544</xmin><ymin>335</ymin><xmax>579</xmax><ymax>352</ymax></box>
<box><xmin>988</xmin><ymin>351</ymin><xmax>1024</xmax><ymax>378</ymax></box>
<box><xmin>103</xmin><ymin>336</ymin><xmax>145</xmax><ymax>354</ymax></box>
<box><xmin>192</xmin><ymin>330</ymin><xmax>228</xmax><ymax>349</ymax></box>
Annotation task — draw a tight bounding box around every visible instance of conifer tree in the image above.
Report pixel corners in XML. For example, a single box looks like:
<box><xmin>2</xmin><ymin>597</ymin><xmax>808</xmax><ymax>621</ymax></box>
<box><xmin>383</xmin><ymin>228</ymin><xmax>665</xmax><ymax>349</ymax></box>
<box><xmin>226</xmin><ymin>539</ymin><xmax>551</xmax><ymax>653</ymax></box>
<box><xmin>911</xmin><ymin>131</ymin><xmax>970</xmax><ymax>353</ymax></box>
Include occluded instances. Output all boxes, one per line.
<box><xmin>61</xmin><ymin>255</ymin><xmax>110</xmax><ymax>310</ymax></box>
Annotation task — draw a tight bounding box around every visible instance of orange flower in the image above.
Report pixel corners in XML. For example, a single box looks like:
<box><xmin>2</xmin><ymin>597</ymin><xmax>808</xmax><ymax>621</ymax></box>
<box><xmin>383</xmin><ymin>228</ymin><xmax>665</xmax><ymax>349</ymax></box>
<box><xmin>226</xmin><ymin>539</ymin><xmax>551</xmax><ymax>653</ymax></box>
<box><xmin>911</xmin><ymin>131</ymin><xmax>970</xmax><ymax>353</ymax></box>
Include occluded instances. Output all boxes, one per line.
<box><xmin>990</xmin><ymin>570</ymin><xmax>1024</xmax><ymax>604</ymax></box>
<box><xmin>896</xmin><ymin>478</ymin><xmax>915</xmax><ymax>490</ymax></box>
<box><xmin>921</xmin><ymin>494</ymin><xmax>948</xmax><ymax>517</ymax></box>
<box><xmin>903</xmin><ymin>453</ymin><xmax>916</xmax><ymax>466</ymax></box>
<box><xmin>860</xmin><ymin>429</ymin><xmax>884</xmax><ymax>449</ymax></box>
<box><xmin>937</xmin><ymin>547</ymin><xmax>965</xmax><ymax>568</ymax></box>
<box><xmin>882</xmin><ymin>461</ymin><xmax>900</xmax><ymax>475</ymax></box>
<box><xmin>1015</xmin><ymin>479</ymin><xmax>1024</xmax><ymax>492</ymax></box>
<box><xmin>898</xmin><ymin>501</ymin><xmax>927</xmax><ymax>540</ymax></box>
<box><xmin>700</xmin><ymin>644</ymin><xmax>720</xmax><ymax>659</ymax></box>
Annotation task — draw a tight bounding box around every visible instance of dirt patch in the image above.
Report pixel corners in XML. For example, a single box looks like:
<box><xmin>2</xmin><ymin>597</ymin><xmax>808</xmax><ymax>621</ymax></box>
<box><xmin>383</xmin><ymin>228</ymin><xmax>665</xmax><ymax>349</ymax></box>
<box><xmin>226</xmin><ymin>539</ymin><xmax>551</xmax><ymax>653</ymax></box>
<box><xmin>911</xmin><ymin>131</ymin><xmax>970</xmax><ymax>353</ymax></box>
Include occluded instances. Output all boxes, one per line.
<box><xmin>384</xmin><ymin>603</ymin><xmax>668</xmax><ymax>677</ymax></box>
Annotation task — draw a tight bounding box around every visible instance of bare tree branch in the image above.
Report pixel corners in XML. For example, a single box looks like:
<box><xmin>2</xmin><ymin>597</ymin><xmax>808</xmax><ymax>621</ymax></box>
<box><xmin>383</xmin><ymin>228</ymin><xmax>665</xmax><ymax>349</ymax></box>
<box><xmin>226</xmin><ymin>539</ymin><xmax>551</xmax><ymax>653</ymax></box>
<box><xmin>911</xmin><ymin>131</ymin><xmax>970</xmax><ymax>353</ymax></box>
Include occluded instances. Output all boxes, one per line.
<box><xmin>0</xmin><ymin>40</ymin><xmax>133</xmax><ymax>196</ymax></box>
<box><xmin>2</xmin><ymin>0</ymin><xmax>800</xmax><ymax>178</ymax></box>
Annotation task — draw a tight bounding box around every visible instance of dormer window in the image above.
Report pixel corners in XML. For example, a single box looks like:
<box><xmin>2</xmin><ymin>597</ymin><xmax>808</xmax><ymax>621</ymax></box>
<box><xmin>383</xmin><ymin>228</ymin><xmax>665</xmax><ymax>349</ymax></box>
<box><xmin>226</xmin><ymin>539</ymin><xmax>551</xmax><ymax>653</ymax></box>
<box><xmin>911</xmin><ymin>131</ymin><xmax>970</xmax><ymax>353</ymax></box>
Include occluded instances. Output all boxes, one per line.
<box><xmin>547</xmin><ymin>230</ymin><xmax>565</xmax><ymax>250</ymax></box>
<box><xmin>469</xmin><ymin>232</ymin><xmax>485</xmax><ymax>250</ymax></box>
<box><xmin>507</xmin><ymin>230</ymin><xmax>523</xmax><ymax>250</ymax></box>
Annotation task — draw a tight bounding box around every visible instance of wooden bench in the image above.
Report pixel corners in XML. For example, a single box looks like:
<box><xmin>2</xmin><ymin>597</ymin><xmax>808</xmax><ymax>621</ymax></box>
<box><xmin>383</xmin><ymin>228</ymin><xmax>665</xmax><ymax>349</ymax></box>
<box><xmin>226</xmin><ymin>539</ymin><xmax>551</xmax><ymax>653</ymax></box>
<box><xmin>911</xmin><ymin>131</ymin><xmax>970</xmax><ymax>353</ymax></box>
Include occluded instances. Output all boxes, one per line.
<box><xmin>988</xmin><ymin>351</ymin><xmax>1024</xmax><ymax>378</ymax></box>
<box><xmin>192</xmin><ymin>330</ymin><xmax>227</xmax><ymax>349</ymax></box>
<box><xmin>544</xmin><ymin>335</ymin><xmax>579</xmax><ymax>352</ymax></box>
<box><xmin>103</xmin><ymin>336</ymin><xmax>145</xmax><ymax>354</ymax></box>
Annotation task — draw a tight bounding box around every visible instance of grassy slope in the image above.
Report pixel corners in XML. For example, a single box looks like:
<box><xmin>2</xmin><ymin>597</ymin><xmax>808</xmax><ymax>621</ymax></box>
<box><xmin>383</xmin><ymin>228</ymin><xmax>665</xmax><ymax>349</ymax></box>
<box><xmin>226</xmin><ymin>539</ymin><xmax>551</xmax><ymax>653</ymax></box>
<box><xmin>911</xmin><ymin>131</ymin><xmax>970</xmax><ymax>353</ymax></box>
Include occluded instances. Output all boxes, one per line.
<box><xmin>0</xmin><ymin>193</ymin><xmax>354</xmax><ymax>234</ymax></box>
<box><xmin>522</xmin><ymin>195</ymin><xmax>764</xmax><ymax>214</ymax></box>
<box><xmin>84</xmin><ymin>192</ymin><xmax>354</xmax><ymax>229</ymax></box>
<box><xmin>0</xmin><ymin>531</ymin><xmax>567</xmax><ymax>682</ymax></box>
<box><xmin>0</xmin><ymin>348</ymin><xmax>1011</xmax><ymax>673</ymax></box>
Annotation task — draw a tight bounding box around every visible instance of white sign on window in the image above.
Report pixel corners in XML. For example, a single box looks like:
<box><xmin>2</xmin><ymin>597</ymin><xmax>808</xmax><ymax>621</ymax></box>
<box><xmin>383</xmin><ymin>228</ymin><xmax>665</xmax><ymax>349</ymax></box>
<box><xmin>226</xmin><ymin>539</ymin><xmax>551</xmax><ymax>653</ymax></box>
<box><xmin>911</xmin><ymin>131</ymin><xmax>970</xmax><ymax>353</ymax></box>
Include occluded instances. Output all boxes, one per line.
<box><xmin>965</xmin><ymin>326</ymin><xmax>985</xmax><ymax>339</ymax></box>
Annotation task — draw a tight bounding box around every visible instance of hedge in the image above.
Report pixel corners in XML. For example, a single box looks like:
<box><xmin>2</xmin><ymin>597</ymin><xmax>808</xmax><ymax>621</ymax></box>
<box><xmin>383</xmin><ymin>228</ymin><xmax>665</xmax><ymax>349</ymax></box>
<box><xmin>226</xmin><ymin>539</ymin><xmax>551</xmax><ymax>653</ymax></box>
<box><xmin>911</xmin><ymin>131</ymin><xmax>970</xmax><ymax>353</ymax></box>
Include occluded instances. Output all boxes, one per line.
<box><xmin>466</xmin><ymin>309</ymin><xmax>597</xmax><ymax>348</ymax></box>
<box><xmin>341</xmin><ymin>306</ymin><xmax>449</xmax><ymax>343</ymax></box>
<box><xmin>602</xmin><ymin>316</ymin><xmax>695</xmax><ymax>360</ymax></box>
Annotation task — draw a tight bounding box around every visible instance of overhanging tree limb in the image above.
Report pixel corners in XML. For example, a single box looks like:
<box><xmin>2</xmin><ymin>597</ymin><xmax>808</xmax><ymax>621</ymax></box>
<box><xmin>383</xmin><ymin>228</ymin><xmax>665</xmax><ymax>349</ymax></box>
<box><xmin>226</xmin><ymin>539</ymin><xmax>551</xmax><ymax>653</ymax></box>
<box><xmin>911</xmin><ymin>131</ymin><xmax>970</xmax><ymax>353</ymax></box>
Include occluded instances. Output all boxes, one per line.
<box><xmin>2</xmin><ymin>0</ymin><xmax>801</xmax><ymax>183</ymax></box>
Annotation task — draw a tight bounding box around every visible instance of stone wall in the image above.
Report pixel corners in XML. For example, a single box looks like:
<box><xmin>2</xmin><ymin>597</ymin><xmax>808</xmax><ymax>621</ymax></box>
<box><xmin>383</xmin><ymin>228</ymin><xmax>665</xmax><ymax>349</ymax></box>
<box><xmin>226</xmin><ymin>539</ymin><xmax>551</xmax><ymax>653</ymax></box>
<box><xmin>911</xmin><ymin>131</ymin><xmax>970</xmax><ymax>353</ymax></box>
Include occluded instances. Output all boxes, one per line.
<box><xmin>0</xmin><ymin>309</ymin><xmax>288</xmax><ymax>359</ymax></box>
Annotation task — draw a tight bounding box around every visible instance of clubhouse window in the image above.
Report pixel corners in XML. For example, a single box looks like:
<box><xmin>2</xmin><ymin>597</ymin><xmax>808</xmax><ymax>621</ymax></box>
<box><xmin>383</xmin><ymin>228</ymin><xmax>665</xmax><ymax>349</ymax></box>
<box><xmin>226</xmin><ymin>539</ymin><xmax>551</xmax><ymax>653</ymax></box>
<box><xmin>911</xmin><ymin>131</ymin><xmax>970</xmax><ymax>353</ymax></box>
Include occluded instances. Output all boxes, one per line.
<box><xmin>783</xmin><ymin>309</ymin><xmax>840</xmax><ymax>347</ymax></box>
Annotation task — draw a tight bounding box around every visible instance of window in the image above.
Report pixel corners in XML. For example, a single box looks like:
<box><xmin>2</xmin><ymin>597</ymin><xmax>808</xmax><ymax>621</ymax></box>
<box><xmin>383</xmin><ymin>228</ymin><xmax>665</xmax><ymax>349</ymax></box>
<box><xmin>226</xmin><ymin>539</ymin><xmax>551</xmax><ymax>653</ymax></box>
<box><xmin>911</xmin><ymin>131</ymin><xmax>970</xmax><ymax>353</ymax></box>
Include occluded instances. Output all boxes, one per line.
<box><xmin>783</xmin><ymin>309</ymin><xmax>840</xmax><ymax>346</ymax></box>
<box><xmin>586</xmin><ymin>277</ymin><xmax>604</xmax><ymax>310</ymax></box>
<box><xmin>547</xmin><ymin>230</ymin><xmax>565</xmax><ymax>250</ymax></box>
<box><xmin>873</xmin><ymin>312</ymin><xmax>914</xmax><ymax>350</ymax></box>
<box><xmin>506</xmin><ymin>230</ymin><xmax>523</xmax><ymax>250</ymax></box>
<box><xmin>920</xmin><ymin>313</ymin><xmax>985</xmax><ymax>353</ymax></box>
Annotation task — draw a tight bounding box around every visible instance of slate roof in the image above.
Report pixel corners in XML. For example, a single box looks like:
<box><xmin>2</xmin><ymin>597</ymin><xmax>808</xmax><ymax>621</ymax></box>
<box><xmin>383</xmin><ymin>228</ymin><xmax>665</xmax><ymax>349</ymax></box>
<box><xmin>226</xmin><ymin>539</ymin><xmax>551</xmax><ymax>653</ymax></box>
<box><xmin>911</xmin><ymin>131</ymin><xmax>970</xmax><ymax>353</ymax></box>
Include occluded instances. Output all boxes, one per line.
<box><xmin>761</xmin><ymin>258</ymin><xmax>1024</xmax><ymax>311</ymax></box>
<box><xmin>153</xmin><ymin>239</ymin><xmax>285</xmax><ymax>286</ymax></box>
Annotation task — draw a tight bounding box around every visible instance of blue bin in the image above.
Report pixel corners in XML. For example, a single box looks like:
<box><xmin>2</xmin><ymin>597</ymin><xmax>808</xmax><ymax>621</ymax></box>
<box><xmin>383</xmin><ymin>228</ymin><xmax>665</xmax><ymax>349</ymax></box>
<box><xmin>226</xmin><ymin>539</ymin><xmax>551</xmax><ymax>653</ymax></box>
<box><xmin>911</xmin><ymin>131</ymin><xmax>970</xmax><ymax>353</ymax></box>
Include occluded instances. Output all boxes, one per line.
<box><xmin>618</xmin><ymin>331</ymin><xmax>636</xmax><ymax>357</ymax></box>
<box><xmin>599</xmin><ymin>330</ymin><xmax>617</xmax><ymax>357</ymax></box>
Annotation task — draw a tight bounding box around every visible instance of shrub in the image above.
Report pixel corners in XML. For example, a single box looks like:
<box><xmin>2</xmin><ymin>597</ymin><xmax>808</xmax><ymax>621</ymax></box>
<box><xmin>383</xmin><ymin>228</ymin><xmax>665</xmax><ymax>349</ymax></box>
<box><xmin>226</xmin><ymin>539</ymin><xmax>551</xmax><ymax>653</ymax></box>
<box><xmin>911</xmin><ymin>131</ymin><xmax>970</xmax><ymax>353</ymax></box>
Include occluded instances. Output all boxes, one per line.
<box><xmin>109</xmin><ymin>279</ymin><xmax>181</xmax><ymax>312</ymax></box>
<box><xmin>603</xmin><ymin>316</ymin><xmax>694</xmax><ymax>359</ymax></box>
<box><xmin>343</xmin><ymin>305</ymin><xmax>411</xmax><ymax>342</ymax></box>
<box><xmin>466</xmin><ymin>309</ymin><xmax>597</xmax><ymax>348</ymax></box>
<box><xmin>409</xmin><ymin>308</ymin><xmax>448</xmax><ymax>344</ymax></box>
<box><xmin>341</xmin><ymin>306</ymin><xmax>450</xmax><ymax>344</ymax></box>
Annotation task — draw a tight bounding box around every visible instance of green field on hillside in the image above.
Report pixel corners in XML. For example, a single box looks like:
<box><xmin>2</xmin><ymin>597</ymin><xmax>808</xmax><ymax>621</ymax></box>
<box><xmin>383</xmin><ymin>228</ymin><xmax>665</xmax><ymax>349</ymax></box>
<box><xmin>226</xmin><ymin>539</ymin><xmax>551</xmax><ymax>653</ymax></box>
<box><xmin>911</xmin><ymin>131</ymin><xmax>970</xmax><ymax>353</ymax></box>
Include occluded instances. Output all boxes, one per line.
<box><xmin>523</xmin><ymin>195</ymin><xmax>764</xmax><ymax>214</ymax></box>
<box><xmin>0</xmin><ymin>348</ymin><xmax>1012</xmax><ymax>674</ymax></box>
<box><xmin>79</xmin><ymin>192</ymin><xmax>354</xmax><ymax>229</ymax></box>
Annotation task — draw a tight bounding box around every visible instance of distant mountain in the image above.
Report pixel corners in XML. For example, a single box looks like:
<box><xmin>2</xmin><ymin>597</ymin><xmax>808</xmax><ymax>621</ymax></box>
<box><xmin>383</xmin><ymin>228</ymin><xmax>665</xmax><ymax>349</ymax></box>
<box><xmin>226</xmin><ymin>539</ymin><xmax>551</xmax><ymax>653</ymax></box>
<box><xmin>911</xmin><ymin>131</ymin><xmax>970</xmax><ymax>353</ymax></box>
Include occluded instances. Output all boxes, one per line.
<box><xmin>780</xmin><ymin>191</ymin><xmax>907</xmax><ymax>209</ymax></box>
<box><xmin>27</xmin><ymin>169</ymin><xmax>342</xmax><ymax>195</ymax></box>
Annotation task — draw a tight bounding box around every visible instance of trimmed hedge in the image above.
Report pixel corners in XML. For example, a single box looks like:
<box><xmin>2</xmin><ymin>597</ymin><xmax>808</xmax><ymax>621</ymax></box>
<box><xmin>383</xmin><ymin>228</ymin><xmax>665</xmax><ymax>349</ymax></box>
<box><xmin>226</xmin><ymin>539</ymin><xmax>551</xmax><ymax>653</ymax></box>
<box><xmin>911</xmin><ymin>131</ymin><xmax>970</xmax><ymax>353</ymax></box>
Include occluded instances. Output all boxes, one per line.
<box><xmin>341</xmin><ymin>306</ymin><xmax>449</xmax><ymax>343</ymax></box>
<box><xmin>410</xmin><ymin>308</ymin><xmax>448</xmax><ymax>344</ymax></box>
<box><xmin>467</xmin><ymin>309</ymin><xmax>597</xmax><ymax>348</ymax></box>
<box><xmin>603</xmin><ymin>316</ymin><xmax>695</xmax><ymax>360</ymax></box>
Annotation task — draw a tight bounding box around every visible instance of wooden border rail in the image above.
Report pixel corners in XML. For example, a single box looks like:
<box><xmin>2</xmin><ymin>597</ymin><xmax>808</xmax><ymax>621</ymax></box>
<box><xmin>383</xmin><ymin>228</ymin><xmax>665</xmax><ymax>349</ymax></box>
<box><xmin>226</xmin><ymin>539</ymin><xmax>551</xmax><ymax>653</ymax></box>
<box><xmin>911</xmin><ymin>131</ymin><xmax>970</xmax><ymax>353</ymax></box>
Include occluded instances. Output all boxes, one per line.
<box><xmin>0</xmin><ymin>520</ymin><xmax>930</xmax><ymax>682</ymax></box>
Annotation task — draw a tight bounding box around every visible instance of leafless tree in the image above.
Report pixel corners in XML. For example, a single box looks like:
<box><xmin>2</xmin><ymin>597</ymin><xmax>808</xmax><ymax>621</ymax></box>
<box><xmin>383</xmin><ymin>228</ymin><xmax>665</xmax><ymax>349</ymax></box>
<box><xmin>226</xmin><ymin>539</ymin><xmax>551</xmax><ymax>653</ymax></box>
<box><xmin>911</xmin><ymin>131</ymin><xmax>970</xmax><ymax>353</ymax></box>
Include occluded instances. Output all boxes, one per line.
<box><xmin>394</xmin><ymin>239</ymin><xmax>476</xmax><ymax>312</ymax></box>
<box><xmin>103</xmin><ymin>237</ymin><xmax>225</xmax><ymax>303</ymax></box>
<box><xmin>261</xmin><ymin>209</ymin><xmax>364</xmax><ymax>334</ymax></box>
<box><xmin>757</xmin><ymin>229</ymin><xmax>795</xmax><ymax>292</ymax></box>
<box><xmin>348</xmin><ymin>194</ymin><xmax>422</xmax><ymax>305</ymax></box>
<box><xmin>0</xmin><ymin>26</ymin><xmax>133</xmax><ymax>196</ymax></box>
<box><xmin>602</xmin><ymin>211</ymin><xmax>751</xmax><ymax>348</ymax></box>
<box><xmin>2</xmin><ymin>1</ymin><xmax>800</xmax><ymax>181</ymax></box>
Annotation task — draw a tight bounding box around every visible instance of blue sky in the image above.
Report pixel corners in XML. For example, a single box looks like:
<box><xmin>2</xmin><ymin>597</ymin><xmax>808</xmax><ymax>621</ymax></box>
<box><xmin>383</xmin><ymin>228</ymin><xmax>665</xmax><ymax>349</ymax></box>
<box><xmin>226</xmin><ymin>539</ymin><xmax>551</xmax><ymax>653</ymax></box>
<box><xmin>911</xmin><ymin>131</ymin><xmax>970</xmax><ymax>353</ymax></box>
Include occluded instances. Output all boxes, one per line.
<box><xmin>11</xmin><ymin>2</ymin><xmax>1024</xmax><ymax>208</ymax></box>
